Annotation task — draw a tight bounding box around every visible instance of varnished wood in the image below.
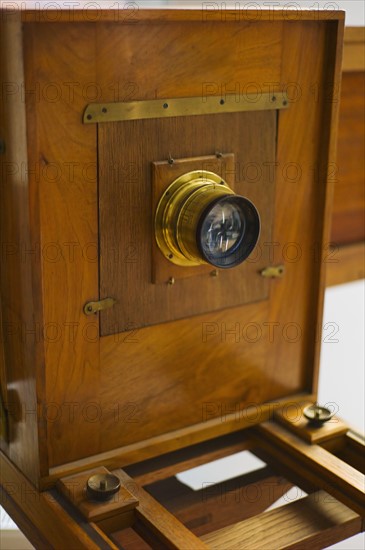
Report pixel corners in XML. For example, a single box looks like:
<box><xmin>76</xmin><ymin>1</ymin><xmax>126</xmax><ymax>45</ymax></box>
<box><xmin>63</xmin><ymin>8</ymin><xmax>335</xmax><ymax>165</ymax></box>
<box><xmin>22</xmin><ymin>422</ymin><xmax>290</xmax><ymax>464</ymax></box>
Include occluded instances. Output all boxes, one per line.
<box><xmin>326</xmin><ymin>243</ymin><xmax>365</xmax><ymax>286</ymax></box>
<box><xmin>0</xmin><ymin>451</ymin><xmax>119</xmax><ymax>550</ymax></box>
<box><xmin>113</xmin><ymin>469</ymin><xmax>208</xmax><ymax>549</ymax></box>
<box><xmin>57</xmin><ymin>466</ymin><xmax>138</xmax><ymax>521</ymax></box>
<box><xmin>99</xmin><ymin>111</ymin><xmax>275</xmax><ymax>334</ymax></box>
<box><xmin>22</xmin><ymin>22</ymin><xmax>101</xmax><ymax>469</ymax></box>
<box><xmin>320</xmin><ymin>431</ymin><xmax>365</xmax><ymax>475</ymax></box>
<box><xmin>343</xmin><ymin>27</ymin><xmax>365</xmax><ymax>71</ymax></box>
<box><xmin>201</xmin><ymin>490</ymin><xmax>361</xmax><ymax>550</ymax></box>
<box><xmin>125</xmin><ymin>431</ymin><xmax>254</xmax><ymax>487</ymax></box>
<box><xmin>45</xmin><ymin>394</ymin><xmax>310</xmax><ymax>488</ymax></box>
<box><xmin>0</xmin><ymin>11</ymin><xmax>47</xmax><ymax>484</ymax></box>
<box><xmin>1</xmin><ymin>9</ymin><xmax>357</xmax><ymax>550</ymax></box>
<box><xmin>16</xmin><ymin>7</ymin><xmax>345</xmax><ymax>23</ymax></box>
<box><xmin>16</xmin><ymin>12</ymin><xmax>343</xmax><ymax>472</ymax></box>
<box><xmin>274</xmin><ymin>401</ymin><xmax>348</xmax><ymax>443</ymax></box>
<box><xmin>331</xmin><ymin>71</ymin><xmax>365</xmax><ymax>245</ymax></box>
<box><xmin>145</xmin><ymin>470</ymin><xmax>295</xmax><ymax>538</ymax></box>
<box><xmin>255</xmin><ymin>421</ymin><xmax>365</xmax><ymax>516</ymax></box>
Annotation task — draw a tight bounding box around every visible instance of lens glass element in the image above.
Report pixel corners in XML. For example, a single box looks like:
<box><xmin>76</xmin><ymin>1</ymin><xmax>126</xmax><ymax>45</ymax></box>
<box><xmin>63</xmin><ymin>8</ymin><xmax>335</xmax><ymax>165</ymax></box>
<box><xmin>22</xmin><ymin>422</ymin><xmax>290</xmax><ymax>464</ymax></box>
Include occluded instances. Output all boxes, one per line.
<box><xmin>197</xmin><ymin>195</ymin><xmax>260</xmax><ymax>268</ymax></box>
<box><xmin>201</xmin><ymin>202</ymin><xmax>244</xmax><ymax>256</ymax></box>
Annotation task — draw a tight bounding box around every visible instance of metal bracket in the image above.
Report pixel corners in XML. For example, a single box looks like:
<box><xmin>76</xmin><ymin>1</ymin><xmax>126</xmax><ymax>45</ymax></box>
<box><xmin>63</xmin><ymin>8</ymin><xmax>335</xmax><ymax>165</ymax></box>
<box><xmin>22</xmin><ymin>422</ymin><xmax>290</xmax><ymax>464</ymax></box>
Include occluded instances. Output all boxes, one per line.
<box><xmin>84</xmin><ymin>298</ymin><xmax>116</xmax><ymax>316</ymax></box>
<box><xmin>83</xmin><ymin>92</ymin><xmax>289</xmax><ymax>124</ymax></box>
<box><xmin>261</xmin><ymin>265</ymin><xmax>285</xmax><ymax>278</ymax></box>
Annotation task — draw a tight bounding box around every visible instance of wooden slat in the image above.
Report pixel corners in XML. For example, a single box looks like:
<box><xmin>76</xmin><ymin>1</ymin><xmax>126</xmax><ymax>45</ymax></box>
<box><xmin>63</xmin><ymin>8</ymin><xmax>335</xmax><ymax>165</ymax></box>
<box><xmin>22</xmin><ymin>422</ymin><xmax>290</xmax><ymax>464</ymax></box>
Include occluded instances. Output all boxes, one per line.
<box><xmin>125</xmin><ymin>430</ymin><xmax>254</xmax><ymax>487</ymax></box>
<box><xmin>201</xmin><ymin>490</ymin><xmax>361</xmax><ymax>550</ymax></box>
<box><xmin>326</xmin><ymin>243</ymin><xmax>365</xmax><ymax>286</ymax></box>
<box><xmin>113</xmin><ymin>469</ymin><xmax>208</xmax><ymax>549</ymax></box>
<box><xmin>145</xmin><ymin>469</ymin><xmax>294</xmax><ymax>538</ymax></box>
<box><xmin>255</xmin><ymin>421</ymin><xmax>365</xmax><ymax>516</ymax></box>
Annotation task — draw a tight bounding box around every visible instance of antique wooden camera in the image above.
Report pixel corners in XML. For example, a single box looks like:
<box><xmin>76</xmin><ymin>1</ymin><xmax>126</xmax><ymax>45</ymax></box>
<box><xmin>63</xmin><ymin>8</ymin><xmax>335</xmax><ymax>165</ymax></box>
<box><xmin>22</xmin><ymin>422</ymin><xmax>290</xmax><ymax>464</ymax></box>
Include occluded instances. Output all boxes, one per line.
<box><xmin>0</xmin><ymin>6</ymin><xmax>364</xmax><ymax>549</ymax></box>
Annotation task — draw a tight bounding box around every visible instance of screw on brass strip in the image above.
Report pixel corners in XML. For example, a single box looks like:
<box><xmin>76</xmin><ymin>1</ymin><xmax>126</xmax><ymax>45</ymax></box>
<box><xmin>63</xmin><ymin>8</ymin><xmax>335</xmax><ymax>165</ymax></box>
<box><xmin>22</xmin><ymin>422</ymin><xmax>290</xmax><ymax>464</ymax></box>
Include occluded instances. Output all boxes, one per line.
<box><xmin>83</xmin><ymin>92</ymin><xmax>289</xmax><ymax>124</ymax></box>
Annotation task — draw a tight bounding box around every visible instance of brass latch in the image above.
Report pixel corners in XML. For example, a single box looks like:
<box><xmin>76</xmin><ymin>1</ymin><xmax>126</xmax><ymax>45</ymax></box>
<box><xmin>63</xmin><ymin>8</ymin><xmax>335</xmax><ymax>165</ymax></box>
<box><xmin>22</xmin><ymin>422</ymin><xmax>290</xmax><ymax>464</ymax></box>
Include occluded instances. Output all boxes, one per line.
<box><xmin>261</xmin><ymin>265</ymin><xmax>285</xmax><ymax>278</ymax></box>
<box><xmin>84</xmin><ymin>298</ymin><xmax>116</xmax><ymax>316</ymax></box>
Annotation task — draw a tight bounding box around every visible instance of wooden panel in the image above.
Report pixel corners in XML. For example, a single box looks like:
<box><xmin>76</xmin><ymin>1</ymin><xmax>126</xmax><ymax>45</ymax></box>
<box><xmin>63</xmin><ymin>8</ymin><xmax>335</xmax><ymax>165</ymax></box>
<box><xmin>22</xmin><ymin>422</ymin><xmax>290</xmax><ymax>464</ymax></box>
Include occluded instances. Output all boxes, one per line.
<box><xmin>0</xmin><ymin>13</ymin><xmax>46</xmax><ymax>484</ymax></box>
<box><xmin>99</xmin><ymin>111</ymin><xmax>275</xmax><ymax>334</ymax></box>
<box><xmin>331</xmin><ymin>71</ymin><xmax>365</xmax><ymax>245</ymax></box>
<box><xmin>201</xmin><ymin>490</ymin><xmax>361</xmax><ymax>550</ymax></box>
<box><xmin>276</xmin><ymin>20</ymin><xmax>344</xmax><ymax>396</ymax></box>
<box><xmin>47</xmin><ymin>18</ymin><xmax>342</xmax><ymax>467</ymax></box>
<box><xmin>343</xmin><ymin>27</ymin><xmax>365</xmax><ymax>71</ymax></box>
<box><xmin>0</xmin><ymin>11</ymin><xmax>344</xmax><ymax>473</ymax></box>
<box><xmin>22</xmin><ymin>23</ymin><xmax>101</xmax><ymax>467</ymax></box>
<box><xmin>326</xmin><ymin>243</ymin><xmax>365</xmax><ymax>286</ymax></box>
<box><xmin>93</xmin><ymin>20</ymin><xmax>283</xmax><ymax>101</ymax></box>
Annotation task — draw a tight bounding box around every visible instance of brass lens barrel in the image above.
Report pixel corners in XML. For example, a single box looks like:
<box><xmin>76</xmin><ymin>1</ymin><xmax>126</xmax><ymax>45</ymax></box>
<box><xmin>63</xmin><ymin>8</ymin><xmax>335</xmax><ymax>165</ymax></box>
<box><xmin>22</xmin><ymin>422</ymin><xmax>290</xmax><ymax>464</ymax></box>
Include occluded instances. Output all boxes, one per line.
<box><xmin>155</xmin><ymin>170</ymin><xmax>260</xmax><ymax>268</ymax></box>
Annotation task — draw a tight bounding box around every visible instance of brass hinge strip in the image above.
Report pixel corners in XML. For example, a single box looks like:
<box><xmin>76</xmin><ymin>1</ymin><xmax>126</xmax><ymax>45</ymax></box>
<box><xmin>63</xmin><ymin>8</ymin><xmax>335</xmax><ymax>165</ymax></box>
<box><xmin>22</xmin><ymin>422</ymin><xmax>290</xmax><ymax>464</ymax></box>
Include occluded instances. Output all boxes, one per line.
<box><xmin>83</xmin><ymin>92</ymin><xmax>289</xmax><ymax>124</ymax></box>
<box><xmin>84</xmin><ymin>298</ymin><xmax>116</xmax><ymax>316</ymax></box>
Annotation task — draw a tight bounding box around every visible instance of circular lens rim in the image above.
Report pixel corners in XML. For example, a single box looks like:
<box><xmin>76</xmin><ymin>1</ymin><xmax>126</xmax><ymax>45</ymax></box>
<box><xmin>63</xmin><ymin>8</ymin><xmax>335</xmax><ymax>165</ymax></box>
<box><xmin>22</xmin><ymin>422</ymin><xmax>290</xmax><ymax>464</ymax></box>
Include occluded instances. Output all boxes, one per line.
<box><xmin>196</xmin><ymin>194</ymin><xmax>260</xmax><ymax>268</ymax></box>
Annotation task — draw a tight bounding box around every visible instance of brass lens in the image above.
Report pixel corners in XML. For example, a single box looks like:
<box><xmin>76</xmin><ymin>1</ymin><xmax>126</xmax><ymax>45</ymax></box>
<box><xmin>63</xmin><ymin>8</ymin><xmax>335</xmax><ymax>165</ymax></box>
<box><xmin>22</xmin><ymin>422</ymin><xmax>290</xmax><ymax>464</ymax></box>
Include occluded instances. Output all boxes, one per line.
<box><xmin>155</xmin><ymin>170</ymin><xmax>260</xmax><ymax>268</ymax></box>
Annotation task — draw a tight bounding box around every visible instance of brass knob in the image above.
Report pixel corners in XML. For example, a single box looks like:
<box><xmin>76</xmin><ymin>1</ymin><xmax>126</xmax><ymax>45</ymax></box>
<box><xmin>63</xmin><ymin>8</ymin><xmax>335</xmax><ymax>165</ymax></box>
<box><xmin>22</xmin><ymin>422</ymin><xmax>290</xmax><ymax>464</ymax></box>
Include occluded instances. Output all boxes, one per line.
<box><xmin>303</xmin><ymin>404</ymin><xmax>334</xmax><ymax>426</ymax></box>
<box><xmin>155</xmin><ymin>170</ymin><xmax>260</xmax><ymax>269</ymax></box>
<box><xmin>86</xmin><ymin>473</ymin><xmax>121</xmax><ymax>501</ymax></box>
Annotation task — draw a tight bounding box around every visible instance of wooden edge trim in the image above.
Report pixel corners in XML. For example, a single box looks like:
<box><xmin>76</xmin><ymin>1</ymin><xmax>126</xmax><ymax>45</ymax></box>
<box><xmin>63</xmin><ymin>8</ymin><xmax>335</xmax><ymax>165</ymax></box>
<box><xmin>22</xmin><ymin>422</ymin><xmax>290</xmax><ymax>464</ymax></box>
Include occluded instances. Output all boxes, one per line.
<box><xmin>0</xmin><ymin>8</ymin><xmax>346</xmax><ymax>24</ymax></box>
<box><xmin>326</xmin><ymin>242</ymin><xmax>365</xmax><ymax>286</ymax></box>
<box><xmin>310</xmin><ymin>17</ymin><xmax>345</xmax><ymax>395</ymax></box>
<box><xmin>43</xmin><ymin>393</ymin><xmax>313</xmax><ymax>488</ymax></box>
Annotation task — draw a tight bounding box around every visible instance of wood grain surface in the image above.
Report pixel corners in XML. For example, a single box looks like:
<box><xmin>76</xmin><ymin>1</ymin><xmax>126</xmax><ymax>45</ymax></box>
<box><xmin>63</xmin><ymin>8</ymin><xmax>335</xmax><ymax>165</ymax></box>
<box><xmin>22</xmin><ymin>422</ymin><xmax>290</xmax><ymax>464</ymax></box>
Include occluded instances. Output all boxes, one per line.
<box><xmin>256</xmin><ymin>421</ymin><xmax>365</xmax><ymax>516</ymax></box>
<box><xmin>201</xmin><ymin>490</ymin><xmax>361</xmax><ymax>550</ymax></box>
<box><xmin>0</xmin><ymin>10</ymin><xmax>346</xmax><ymax>479</ymax></box>
<box><xmin>0</xmin><ymin>12</ymin><xmax>47</xmax><ymax>484</ymax></box>
<box><xmin>99</xmin><ymin>111</ymin><xmax>275</xmax><ymax>333</ymax></box>
<box><xmin>331</xmin><ymin>71</ymin><xmax>365</xmax><ymax>245</ymax></box>
<box><xmin>0</xmin><ymin>451</ymin><xmax>120</xmax><ymax>550</ymax></box>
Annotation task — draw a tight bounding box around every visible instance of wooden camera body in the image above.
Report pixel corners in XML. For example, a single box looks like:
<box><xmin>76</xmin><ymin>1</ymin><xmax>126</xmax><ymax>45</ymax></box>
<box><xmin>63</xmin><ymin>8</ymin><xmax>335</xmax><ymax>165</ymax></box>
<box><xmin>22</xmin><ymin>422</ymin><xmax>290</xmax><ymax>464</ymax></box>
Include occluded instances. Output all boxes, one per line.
<box><xmin>0</xmin><ymin>6</ymin><xmax>364</xmax><ymax>549</ymax></box>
